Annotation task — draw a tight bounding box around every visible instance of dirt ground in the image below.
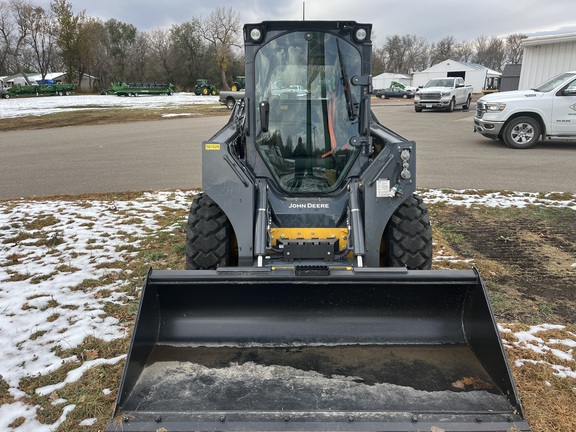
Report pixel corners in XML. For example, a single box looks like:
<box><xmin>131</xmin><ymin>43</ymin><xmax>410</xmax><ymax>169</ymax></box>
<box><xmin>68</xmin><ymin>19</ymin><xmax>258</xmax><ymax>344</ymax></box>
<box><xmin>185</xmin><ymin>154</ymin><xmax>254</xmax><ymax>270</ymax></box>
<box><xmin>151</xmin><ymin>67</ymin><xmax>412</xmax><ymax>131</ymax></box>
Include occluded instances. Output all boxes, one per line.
<box><xmin>431</xmin><ymin>204</ymin><xmax>576</xmax><ymax>325</ymax></box>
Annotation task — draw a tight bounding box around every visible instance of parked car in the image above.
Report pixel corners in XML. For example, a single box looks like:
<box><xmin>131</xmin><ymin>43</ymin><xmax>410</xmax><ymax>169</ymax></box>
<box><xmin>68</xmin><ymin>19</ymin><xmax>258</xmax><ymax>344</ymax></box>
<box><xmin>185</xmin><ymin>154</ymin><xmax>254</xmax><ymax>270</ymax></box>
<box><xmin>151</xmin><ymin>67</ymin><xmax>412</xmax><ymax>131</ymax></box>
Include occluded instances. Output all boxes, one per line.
<box><xmin>374</xmin><ymin>87</ymin><xmax>414</xmax><ymax>99</ymax></box>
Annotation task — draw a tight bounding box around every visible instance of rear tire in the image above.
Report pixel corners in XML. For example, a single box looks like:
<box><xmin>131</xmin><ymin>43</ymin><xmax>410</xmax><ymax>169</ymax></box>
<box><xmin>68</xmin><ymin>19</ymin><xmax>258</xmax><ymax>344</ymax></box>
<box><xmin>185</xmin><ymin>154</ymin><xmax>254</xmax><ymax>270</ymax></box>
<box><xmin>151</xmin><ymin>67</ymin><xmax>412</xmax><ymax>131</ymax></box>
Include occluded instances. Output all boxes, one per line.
<box><xmin>186</xmin><ymin>193</ymin><xmax>234</xmax><ymax>269</ymax></box>
<box><xmin>462</xmin><ymin>95</ymin><xmax>472</xmax><ymax>110</ymax></box>
<box><xmin>385</xmin><ymin>194</ymin><xmax>433</xmax><ymax>270</ymax></box>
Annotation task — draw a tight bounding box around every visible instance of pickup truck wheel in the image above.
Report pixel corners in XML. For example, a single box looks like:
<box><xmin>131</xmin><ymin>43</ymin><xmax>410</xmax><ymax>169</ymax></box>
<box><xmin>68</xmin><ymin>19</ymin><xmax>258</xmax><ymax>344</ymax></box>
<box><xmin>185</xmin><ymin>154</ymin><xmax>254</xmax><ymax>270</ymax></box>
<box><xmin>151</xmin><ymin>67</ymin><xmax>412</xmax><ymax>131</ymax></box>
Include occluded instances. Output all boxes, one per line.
<box><xmin>186</xmin><ymin>193</ymin><xmax>237</xmax><ymax>269</ymax></box>
<box><xmin>402</xmin><ymin>94</ymin><xmax>408</xmax><ymax>99</ymax></box>
<box><xmin>462</xmin><ymin>95</ymin><xmax>472</xmax><ymax>110</ymax></box>
<box><xmin>447</xmin><ymin>98</ymin><xmax>455</xmax><ymax>112</ymax></box>
<box><xmin>226</xmin><ymin>98</ymin><xmax>235</xmax><ymax>110</ymax></box>
<box><xmin>502</xmin><ymin>116</ymin><xmax>541</xmax><ymax>149</ymax></box>
<box><xmin>384</xmin><ymin>194</ymin><xmax>433</xmax><ymax>270</ymax></box>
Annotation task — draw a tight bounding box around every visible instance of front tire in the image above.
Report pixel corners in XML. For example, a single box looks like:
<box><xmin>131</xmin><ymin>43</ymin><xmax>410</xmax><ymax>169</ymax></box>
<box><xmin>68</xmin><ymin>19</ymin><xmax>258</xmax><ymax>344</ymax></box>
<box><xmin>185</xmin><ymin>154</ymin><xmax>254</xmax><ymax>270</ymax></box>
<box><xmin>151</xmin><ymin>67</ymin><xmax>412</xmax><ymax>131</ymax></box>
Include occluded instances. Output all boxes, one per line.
<box><xmin>502</xmin><ymin>116</ymin><xmax>541</xmax><ymax>149</ymax></box>
<box><xmin>186</xmin><ymin>193</ymin><xmax>234</xmax><ymax>269</ymax></box>
<box><xmin>384</xmin><ymin>194</ymin><xmax>433</xmax><ymax>270</ymax></box>
<box><xmin>447</xmin><ymin>98</ymin><xmax>455</xmax><ymax>112</ymax></box>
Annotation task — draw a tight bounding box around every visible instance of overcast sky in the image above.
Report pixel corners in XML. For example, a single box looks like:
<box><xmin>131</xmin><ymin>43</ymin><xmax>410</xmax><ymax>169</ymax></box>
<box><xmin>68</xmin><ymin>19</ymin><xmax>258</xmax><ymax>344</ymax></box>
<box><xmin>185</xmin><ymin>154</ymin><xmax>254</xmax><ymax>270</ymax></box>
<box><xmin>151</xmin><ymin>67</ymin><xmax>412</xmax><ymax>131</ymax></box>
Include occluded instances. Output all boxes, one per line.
<box><xmin>36</xmin><ymin>0</ymin><xmax>576</xmax><ymax>44</ymax></box>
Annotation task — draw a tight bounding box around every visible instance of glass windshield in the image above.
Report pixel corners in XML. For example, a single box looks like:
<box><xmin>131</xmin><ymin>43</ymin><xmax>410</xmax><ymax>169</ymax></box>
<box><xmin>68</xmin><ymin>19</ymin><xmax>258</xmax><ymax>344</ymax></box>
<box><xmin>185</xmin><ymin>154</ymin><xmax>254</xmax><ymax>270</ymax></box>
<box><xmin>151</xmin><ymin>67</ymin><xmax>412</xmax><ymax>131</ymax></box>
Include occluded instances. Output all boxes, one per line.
<box><xmin>424</xmin><ymin>79</ymin><xmax>452</xmax><ymax>87</ymax></box>
<box><xmin>533</xmin><ymin>72</ymin><xmax>576</xmax><ymax>92</ymax></box>
<box><xmin>255</xmin><ymin>31</ymin><xmax>362</xmax><ymax>193</ymax></box>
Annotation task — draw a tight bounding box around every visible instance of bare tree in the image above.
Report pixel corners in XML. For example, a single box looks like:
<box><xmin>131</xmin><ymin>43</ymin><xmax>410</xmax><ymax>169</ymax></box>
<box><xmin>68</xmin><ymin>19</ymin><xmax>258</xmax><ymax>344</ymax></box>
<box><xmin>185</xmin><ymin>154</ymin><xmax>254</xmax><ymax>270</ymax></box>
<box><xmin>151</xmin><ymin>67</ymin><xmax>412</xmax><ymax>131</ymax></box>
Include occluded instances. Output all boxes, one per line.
<box><xmin>506</xmin><ymin>33</ymin><xmax>526</xmax><ymax>64</ymax></box>
<box><xmin>199</xmin><ymin>6</ymin><xmax>241</xmax><ymax>90</ymax></box>
<box><xmin>375</xmin><ymin>34</ymin><xmax>429</xmax><ymax>75</ymax></box>
<box><xmin>0</xmin><ymin>0</ymin><xmax>34</xmax><ymax>78</ymax></box>
<box><xmin>126</xmin><ymin>31</ymin><xmax>150</xmax><ymax>81</ymax></box>
<box><xmin>429</xmin><ymin>36</ymin><xmax>458</xmax><ymax>66</ymax></box>
<box><xmin>473</xmin><ymin>35</ymin><xmax>506</xmax><ymax>71</ymax></box>
<box><xmin>27</xmin><ymin>5</ymin><xmax>57</xmax><ymax>81</ymax></box>
<box><xmin>147</xmin><ymin>27</ymin><xmax>173</xmax><ymax>81</ymax></box>
<box><xmin>454</xmin><ymin>40</ymin><xmax>474</xmax><ymax>62</ymax></box>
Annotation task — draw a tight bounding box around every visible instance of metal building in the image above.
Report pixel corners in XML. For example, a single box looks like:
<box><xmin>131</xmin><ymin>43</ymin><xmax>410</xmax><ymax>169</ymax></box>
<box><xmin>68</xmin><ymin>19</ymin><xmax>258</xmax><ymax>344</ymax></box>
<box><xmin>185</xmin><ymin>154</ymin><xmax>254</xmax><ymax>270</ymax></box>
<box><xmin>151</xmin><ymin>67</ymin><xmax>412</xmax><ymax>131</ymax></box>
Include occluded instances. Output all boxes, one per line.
<box><xmin>411</xmin><ymin>59</ymin><xmax>501</xmax><ymax>93</ymax></box>
<box><xmin>519</xmin><ymin>33</ymin><xmax>576</xmax><ymax>89</ymax></box>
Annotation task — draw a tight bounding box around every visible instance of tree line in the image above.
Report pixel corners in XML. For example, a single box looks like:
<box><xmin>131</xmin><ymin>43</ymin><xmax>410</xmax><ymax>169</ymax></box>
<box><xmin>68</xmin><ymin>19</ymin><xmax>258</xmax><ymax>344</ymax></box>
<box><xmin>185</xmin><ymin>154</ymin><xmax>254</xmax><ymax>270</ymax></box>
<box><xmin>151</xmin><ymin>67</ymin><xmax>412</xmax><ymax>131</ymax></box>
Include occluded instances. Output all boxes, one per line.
<box><xmin>373</xmin><ymin>33</ymin><xmax>525</xmax><ymax>75</ymax></box>
<box><xmin>1</xmin><ymin>0</ymin><xmax>525</xmax><ymax>92</ymax></box>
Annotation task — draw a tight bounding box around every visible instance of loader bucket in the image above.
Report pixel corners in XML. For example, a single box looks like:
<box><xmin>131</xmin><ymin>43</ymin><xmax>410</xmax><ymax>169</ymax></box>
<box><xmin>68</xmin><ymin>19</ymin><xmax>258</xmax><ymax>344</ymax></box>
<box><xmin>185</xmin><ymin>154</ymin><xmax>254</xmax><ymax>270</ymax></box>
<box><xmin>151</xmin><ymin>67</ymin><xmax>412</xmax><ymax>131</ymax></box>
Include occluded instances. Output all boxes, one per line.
<box><xmin>108</xmin><ymin>268</ymin><xmax>530</xmax><ymax>432</ymax></box>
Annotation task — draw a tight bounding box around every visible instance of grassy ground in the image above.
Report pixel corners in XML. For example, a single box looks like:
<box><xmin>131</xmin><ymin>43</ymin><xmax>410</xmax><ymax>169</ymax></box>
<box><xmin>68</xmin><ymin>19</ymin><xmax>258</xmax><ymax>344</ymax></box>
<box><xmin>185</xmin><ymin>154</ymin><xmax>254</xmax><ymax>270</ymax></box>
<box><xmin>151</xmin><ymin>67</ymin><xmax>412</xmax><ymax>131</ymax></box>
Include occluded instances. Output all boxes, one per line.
<box><xmin>1</xmin><ymin>190</ymin><xmax>574</xmax><ymax>431</ymax></box>
<box><xmin>0</xmin><ymin>103</ymin><xmax>229</xmax><ymax>131</ymax></box>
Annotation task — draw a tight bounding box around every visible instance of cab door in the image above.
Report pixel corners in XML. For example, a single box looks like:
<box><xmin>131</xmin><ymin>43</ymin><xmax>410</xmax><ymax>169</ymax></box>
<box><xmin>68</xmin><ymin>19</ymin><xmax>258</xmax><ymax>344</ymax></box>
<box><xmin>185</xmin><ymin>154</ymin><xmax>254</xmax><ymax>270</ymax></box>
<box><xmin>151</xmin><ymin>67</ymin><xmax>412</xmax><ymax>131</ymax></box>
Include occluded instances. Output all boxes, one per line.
<box><xmin>550</xmin><ymin>78</ymin><xmax>576</xmax><ymax>136</ymax></box>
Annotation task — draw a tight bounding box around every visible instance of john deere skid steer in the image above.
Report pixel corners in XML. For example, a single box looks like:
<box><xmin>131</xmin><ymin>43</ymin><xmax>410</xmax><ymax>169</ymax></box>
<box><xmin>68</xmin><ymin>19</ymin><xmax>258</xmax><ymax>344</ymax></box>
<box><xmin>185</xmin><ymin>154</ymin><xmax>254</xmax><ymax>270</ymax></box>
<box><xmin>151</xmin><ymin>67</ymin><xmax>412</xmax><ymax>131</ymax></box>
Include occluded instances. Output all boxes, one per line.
<box><xmin>108</xmin><ymin>21</ymin><xmax>530</xmax><ymax>432</ymax></box>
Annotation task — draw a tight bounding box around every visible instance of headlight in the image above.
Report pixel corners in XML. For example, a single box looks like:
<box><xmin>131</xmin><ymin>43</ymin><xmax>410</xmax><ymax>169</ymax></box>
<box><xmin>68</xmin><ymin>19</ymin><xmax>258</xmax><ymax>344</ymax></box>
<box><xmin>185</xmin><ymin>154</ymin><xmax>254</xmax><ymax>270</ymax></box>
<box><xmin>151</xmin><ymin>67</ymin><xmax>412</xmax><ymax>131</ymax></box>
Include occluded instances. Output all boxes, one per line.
<box><xmin>484</xmin><ymin>103</ymin><xmax>506</xmax><ymax>112</ymax></box>
<box><xmin>441</xmin><ymin>91</ymin><xmax>450</xmax><ymax>96</ymax></box>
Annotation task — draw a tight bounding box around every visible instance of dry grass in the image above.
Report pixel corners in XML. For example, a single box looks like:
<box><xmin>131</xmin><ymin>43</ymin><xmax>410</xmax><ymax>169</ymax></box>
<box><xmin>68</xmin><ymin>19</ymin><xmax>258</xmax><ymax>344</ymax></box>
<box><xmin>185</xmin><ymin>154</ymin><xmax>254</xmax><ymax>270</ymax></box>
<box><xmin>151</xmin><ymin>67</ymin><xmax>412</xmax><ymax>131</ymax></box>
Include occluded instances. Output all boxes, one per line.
<box><xmin>0</xmin><ymin>104</ymin><xmax>229</xmax><ymax>132</ymax></box>
<box><xmin>2</xmin><ymin>193</ymin><xmax>575</xmax><ymax>431</ymax></box>
<box><xmin>503</xmin><ymin>325</ymin><xmax>576</xmax><ymax>431</ymax></box>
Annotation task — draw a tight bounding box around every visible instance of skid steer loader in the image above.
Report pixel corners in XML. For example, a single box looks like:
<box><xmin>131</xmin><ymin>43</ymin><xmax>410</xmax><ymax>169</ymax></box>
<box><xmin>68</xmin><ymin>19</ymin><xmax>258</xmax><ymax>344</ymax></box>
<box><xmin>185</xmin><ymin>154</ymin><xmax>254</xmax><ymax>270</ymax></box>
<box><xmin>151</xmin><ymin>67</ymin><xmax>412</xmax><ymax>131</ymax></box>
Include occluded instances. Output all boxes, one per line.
<box><xmin>108</xmin><ymin>21</ymin><xmax>530</xmax><ymax>432</ymax></box>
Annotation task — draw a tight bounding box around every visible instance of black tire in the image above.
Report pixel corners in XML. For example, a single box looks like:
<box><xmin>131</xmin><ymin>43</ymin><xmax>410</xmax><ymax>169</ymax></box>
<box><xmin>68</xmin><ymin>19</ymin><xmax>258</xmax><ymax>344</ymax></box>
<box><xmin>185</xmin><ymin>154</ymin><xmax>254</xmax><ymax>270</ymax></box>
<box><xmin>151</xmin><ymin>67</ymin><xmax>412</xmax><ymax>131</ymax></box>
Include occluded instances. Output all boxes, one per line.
<box><xmin>186</xmin><ymin>193</ymin><xmax>234</xmax><ymax>269</ymax></box>
<box><xmin>447</xmin><ymin>98</ymin><xmax>455</xmax><ymax>112</ymax></box>
<box><xmin>462</xmin><ymin>95</ymin><xmax>472</xmax><ymax>110</ymax></box>
<box><xmin>502</xmin><ymin>116</ymin><xmax>541</xmax><ymax>149</ymax></box>
<box><xmin>226</xmin><ymin>98</ymin><xmax>235</xmax><ymax>110</ymax></box>
<box><xmin>402</xmin><ymin>94</ymin><xmax>408</xmax><ymax>99</ymax></box>
<box><xmin>384</xmin><ymin>194</ymin><xmax>433</xmax><ymax>270</ymax></box>
<box><xmin>415</xmin><ymin>106</ymin><xmax>422</xmax><ymax>112</ymax></box>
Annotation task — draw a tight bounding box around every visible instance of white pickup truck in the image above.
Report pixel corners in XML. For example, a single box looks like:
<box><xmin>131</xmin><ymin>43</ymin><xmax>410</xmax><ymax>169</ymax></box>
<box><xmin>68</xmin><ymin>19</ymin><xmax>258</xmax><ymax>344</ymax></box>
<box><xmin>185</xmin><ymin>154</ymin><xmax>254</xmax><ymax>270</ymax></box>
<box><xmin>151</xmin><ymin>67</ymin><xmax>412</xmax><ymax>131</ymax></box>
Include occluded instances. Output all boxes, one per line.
<box><xmin>414</xmin><ymin>77</ymin><xmax>473</xmax><ymax>112</ymax></box>
<box><xmin>474</xmin><ymin>71</ymin><xmax>576</xmax><ymax>148</ymax></box>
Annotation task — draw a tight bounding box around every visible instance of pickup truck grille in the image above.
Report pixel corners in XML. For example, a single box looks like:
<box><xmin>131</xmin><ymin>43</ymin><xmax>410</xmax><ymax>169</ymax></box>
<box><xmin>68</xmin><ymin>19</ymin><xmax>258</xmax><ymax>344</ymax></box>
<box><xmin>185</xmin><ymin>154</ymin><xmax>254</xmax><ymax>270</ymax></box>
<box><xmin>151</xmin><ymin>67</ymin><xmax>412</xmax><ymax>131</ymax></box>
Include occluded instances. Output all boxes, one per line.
<box><xmin>419</xmin><ymin>92</ymin><xmax>441</xmax><ymax>100</ymax></box>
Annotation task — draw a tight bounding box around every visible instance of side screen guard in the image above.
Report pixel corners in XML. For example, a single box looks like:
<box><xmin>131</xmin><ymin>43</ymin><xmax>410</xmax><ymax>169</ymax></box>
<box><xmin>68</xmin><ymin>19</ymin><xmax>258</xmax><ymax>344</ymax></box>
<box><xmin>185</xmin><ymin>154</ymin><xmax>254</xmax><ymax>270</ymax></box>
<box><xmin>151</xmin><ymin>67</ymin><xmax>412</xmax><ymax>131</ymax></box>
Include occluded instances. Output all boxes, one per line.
<box><xmin>351</xmin><ymin>74</ymin><xmax>372</xmax><ymax>145</ymax></box>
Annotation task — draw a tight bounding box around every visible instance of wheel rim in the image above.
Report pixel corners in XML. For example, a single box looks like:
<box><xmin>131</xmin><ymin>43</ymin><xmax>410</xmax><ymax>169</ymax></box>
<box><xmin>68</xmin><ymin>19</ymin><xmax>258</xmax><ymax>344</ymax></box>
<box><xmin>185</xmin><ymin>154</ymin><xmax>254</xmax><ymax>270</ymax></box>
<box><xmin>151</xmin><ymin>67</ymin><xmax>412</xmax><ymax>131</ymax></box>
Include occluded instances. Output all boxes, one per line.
<box><xmin>511</xmin><ymin>123</ymin><xmax>535</xmax><ymax>144</ymax></box>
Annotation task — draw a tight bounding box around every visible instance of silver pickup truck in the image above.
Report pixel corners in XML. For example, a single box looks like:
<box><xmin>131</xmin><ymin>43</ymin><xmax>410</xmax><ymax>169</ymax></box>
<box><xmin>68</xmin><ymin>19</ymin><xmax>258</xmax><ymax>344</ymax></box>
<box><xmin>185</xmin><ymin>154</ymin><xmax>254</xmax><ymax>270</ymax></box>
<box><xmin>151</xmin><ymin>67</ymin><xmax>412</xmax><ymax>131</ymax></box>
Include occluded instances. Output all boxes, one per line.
<box><xmin>219</xmin><ymin>90</ymin><xmax>245</xmax><ymax>109</ymax></box>
<box><xmin>414</xmin><ymin>77</ymin><xmax>473</xmax><ymax>112</ymax></box>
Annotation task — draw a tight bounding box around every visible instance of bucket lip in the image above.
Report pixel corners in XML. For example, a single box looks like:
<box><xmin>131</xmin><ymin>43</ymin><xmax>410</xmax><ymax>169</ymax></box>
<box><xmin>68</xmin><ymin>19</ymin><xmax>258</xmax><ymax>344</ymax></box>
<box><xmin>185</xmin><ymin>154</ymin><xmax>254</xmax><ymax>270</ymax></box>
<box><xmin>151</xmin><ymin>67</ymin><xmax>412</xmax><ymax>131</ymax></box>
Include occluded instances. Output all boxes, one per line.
<box><xmin>106</xmin><ymin>411</ymin><xmax>531</xmax><ymax>432</ymax></box>
<box><xmin>147</xmin><ymin>268</ymin><xmax>481</xmax><ymax>284</ymax></box>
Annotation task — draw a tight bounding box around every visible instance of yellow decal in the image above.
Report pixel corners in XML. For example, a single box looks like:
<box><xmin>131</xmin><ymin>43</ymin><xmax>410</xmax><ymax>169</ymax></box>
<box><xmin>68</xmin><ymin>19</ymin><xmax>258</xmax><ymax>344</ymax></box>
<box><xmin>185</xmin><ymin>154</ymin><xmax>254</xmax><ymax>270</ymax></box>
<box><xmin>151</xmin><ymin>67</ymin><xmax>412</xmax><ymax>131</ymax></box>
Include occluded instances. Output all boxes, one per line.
<box><xmin>205</xmin><ymin>143</ymin><xmax>221</xmax><ymax>150</ymax></box>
